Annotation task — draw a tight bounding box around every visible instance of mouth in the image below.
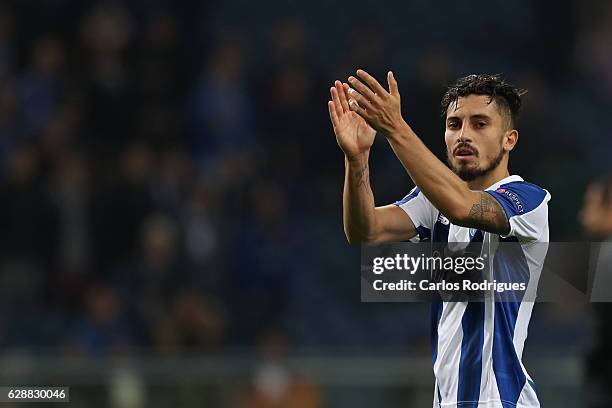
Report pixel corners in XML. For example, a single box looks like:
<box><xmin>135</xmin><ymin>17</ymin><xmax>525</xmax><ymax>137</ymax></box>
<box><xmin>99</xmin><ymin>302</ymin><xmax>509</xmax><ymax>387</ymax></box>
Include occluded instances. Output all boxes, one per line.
<box><xmin>454</xmin><ymin>147</ymin><xmax>477</xmax><ymax>161</ymax></box>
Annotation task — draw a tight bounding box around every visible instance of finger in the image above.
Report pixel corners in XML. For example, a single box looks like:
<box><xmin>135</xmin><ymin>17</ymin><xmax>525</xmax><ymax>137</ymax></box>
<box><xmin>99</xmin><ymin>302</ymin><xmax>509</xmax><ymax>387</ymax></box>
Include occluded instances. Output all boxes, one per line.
<box><xmin>387</xmin><ymin>71</ymin><xmax>399</xmax><ymax>97</ymax></box>
<box><xmin>336</xmin><ymin>80</ymin><xmax>350</xmax><ymax>113</ymax></box>
<box><xmin>347</xmin><ymin>86</ymin><xmax>375</xmax><ymax>112</ymax></box>
<box><xmin>348</xmin><ymin>97</ymin><xmax>370</xmax><ymax>122</ymax></box>
<box><xmin>328</xmin><ymin>100</ymin><xmax>339</xmax><ymax>128</ymax></box>
<box><xmin>348</xmin><ymin>75</ymin><xmax>377</xmax><ymax>103</ymax></box>
<box><xmin>342</xmin><ymin>83</ymin><xmax>352</xmax><ymax>107</ymax></box>
<box><xmin>330</xmin><ymin>86</ymin><xmax>343</xmax><ymax>118</ymax></box>
<box><xmin>356</xmin><ymin>69</ymin><xmax>388</xmax><ymax>97</ymax></box>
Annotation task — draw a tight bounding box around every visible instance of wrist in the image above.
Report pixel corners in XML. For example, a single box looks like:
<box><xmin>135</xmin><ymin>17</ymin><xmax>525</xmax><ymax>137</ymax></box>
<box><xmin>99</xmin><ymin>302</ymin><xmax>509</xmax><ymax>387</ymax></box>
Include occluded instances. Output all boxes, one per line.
<box><xmin>387</xmin><ymin>120</ymin><xmax>415</xmax><ymax>143</ymax></box>
<box><xmin>345</xmin><ymin>151</ymin><xmax>369</xmax><ymax>166</ymax></box>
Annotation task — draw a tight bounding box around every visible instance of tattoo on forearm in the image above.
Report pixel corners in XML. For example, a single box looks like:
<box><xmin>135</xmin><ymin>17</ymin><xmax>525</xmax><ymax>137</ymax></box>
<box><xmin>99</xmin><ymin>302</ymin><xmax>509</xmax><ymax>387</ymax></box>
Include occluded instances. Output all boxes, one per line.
<box><xmin>468</xmin><ymin>193</ymin><xmax>509</xmax><ymax>232</ymax></box>
<box><xmin>353</xmin><ymin>164</ymin><xmax>371</xmax><ymax>193</ymax></box>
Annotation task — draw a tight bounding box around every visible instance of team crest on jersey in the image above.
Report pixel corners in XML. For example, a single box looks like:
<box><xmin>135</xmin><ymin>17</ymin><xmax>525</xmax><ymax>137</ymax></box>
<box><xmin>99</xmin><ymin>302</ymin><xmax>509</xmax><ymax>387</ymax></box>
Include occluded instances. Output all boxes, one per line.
<box><xmin>496</xmin><ymin>188</ymin><xmax>524</xmax><ymax>213</ymax></box>
<box><xmin>437</xmin><ymin>214</ymin><xmax>450</xmax><ymax>225</ymax></box>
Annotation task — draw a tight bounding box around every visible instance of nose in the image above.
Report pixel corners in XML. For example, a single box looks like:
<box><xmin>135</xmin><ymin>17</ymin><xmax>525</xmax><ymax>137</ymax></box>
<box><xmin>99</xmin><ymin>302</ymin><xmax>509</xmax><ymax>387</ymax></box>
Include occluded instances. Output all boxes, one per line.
<box><xmin>457</xmin><ymin>123</ymin><xmax>472</xmax><ymax>143</ymax></box>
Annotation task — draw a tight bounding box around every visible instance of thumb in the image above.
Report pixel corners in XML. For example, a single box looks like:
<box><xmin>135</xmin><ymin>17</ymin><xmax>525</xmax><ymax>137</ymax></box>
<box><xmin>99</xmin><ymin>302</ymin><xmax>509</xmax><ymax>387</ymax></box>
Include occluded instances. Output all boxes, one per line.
<box><xmin>387</xmin><ymin>71</ymin><xmax>399</xmax><ymax>97</ymax></box>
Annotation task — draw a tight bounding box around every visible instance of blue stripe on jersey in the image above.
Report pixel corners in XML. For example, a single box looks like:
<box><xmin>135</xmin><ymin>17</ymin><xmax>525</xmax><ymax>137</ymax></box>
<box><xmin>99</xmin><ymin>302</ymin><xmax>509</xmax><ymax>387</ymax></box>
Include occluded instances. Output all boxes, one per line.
<box><xmin>486</xmin><ymin>181</ymin><xmax>547</xmax><ymax>219</ymax></box>
<box><xmin>493</xmin><ymin>302</ymin><xmax>525</xmax><ymax>408</ymax></box>
<box><xmin>492</xmin><ymin>241</ymin><xmax>529</xmax><ymax>407</ymax></box>
<box><xmin>465</xmin><ymin>229</ymin><xmax>484</xmax><ymax>259</ymax></box>
<box><xmin>432</xmin><ymin>215</ymin><xmax>450</xmax><ymax>243</ymax></box>
<box><xmin>494</xmin><ymin>238</ymin><xmax>528</xmax><ymax>302</ymax></box>
<box><xmin>416</xmin><ymin>226</ymin><xmax>431</xmax><ymax>242</ymax></box>
<box><xmin>457</xmin><ymin>302</ymin><xmax>485</xmax><ymax>407</ymax></box>
<box><xmin>471</xmin><ymin>229</ymin><xmax>484</xmax><ymax>243</ymax></box>
<box><xmin>394</xmin><ymin>186</ymin><xmax>420</xmax><ymax>206</ymax></box>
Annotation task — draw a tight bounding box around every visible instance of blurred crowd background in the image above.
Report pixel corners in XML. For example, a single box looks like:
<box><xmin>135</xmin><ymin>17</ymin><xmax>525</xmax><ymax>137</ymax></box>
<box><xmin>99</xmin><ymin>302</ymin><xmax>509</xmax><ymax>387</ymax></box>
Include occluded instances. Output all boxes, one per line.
<box><xmin>0</xmin><ymin>0</ymin><xmax>611</xmax><ymax>406</ymax></box>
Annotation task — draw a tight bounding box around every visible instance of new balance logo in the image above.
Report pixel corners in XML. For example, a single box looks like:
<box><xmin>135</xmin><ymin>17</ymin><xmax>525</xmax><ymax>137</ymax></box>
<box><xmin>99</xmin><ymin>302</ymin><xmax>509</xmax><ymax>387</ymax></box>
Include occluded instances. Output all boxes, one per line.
<box><xmin>437</xmin><ymin>214</ymin><xmax>450</xmax><ymax>225</ymax></box>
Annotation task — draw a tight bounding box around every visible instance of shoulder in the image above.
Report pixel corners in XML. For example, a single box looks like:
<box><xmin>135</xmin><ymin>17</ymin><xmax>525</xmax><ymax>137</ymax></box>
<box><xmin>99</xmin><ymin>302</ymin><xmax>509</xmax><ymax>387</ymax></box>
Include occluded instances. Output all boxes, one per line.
<box><xmin>394</xmin><ymin>186</ymin><xmax>436</xmax><ymax>213</ymax></box>
<box><xmin>486</xmin><ymin>179</ymin><xmax>550</xmax><ymax>241</ymax></box>
<box><xmin>393</xmin><ymin>186</ymin><xmax>437</xmax><ymax>231</ymax></box>
<box><xmin>488</xmin><ymin>180</ymin><xmax>550</xmax><ymax>217</ymax></box>
<box><xmin>394</xmin><ymin>186</ymin><xmax>422</xmax><ymax>206</ymax></box>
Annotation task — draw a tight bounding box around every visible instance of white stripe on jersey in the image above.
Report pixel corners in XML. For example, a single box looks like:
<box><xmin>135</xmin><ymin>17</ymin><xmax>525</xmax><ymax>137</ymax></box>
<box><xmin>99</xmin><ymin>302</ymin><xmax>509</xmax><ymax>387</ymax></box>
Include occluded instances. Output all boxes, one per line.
<box><xmin>434</xmin><ymin>301</ymin><xmax>465</xmax><ymax>405</ymax></box>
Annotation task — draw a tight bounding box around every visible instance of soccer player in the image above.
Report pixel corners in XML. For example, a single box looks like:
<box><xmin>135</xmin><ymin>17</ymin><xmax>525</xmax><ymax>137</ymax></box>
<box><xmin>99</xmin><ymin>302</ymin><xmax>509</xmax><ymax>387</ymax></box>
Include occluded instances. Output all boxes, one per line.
<box><xmin>328</xmin><ymin>72</ymin><xmax>550</xmax><ymax>408</ymax></box>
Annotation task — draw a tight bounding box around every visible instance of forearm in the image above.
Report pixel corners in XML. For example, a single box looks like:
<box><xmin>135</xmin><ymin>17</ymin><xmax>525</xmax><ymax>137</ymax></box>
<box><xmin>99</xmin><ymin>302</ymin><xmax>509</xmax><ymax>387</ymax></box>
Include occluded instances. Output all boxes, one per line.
<box><xmin>386</xmin><ymin>122</ymin><xmax>472</xmax><ymax>222</ymax></box>
<box><xmin>343</xmin><ymin>153</ymin><xmax>378</xmax><ymax>243</ymax></box>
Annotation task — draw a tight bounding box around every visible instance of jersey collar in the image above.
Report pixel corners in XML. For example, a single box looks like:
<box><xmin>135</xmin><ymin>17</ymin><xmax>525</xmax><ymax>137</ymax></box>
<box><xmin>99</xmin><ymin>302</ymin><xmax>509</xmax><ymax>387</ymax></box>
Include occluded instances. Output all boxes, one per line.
<box><xmin>484</xmin><ymin>175</ymin><xmax>523</xmax><ymax>191</ymax></box>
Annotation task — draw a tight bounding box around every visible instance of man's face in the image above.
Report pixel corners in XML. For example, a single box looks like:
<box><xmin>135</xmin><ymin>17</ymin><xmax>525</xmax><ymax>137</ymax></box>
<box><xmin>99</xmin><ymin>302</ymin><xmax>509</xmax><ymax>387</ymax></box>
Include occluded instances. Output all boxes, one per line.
<box><xmin>444</xmin><ymin>94</ymin><xmax>509</xmax><ymax>181</ymax></box>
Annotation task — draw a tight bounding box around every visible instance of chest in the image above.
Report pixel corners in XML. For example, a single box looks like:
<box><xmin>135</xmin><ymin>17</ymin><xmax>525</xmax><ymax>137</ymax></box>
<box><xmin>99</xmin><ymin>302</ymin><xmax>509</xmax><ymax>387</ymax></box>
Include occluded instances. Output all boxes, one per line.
<box><xmin>429</xmin><ymin>212</ymin><xmax>487</xmax><ymax>244</ymax></box>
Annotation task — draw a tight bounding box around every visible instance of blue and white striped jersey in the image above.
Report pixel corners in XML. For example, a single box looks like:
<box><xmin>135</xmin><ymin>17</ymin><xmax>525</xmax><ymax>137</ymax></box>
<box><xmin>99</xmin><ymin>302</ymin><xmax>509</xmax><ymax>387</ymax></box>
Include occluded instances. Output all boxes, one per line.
<box><xmin>394</xmin><ymin>175</ymin><xmax>551</xmax><ymax>408</ymax></box>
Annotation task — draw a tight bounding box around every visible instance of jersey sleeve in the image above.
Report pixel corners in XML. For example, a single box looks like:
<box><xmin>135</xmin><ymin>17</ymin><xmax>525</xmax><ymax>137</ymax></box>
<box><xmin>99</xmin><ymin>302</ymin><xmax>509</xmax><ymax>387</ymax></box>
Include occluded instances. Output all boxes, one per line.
<box><xmin>485</xmin><ymin>181</ymin><xmax>551</xmax><ymax>242</ymax></box>
<box><xmin>393</xmin><ymin>187</ymin><xmax>437</xmax><ymax>241</ymax></box>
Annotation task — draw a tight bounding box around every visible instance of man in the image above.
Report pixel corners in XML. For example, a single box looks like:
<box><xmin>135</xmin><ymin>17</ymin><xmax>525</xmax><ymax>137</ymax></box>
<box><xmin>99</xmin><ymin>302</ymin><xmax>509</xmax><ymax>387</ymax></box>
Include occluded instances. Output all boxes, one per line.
<box><xmin>328</xmin><ymin>72</ymin><xmax>550</xmax><ymax>408</ymax></box>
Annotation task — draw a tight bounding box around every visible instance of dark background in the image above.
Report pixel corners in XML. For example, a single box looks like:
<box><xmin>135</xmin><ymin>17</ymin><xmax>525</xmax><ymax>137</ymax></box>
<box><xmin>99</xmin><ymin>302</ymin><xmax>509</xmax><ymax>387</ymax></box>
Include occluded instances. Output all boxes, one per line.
<box><xmin>0</xmin><ymin>0</ymin><xmax>608</xmax><ymax>406</ymax></box>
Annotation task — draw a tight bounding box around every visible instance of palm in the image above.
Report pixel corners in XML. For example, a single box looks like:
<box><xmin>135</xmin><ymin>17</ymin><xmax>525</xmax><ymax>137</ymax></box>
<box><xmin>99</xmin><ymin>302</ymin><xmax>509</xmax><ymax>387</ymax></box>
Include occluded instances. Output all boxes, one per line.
<box><xmin>334</xmin><ymin>110</ymin><xmax>376</xmax><ymax>157</ymax></box>
<box><xmin>328</xmin><ymin>81</ymin><xmax>376</xmax><ymax>158</ymax></box>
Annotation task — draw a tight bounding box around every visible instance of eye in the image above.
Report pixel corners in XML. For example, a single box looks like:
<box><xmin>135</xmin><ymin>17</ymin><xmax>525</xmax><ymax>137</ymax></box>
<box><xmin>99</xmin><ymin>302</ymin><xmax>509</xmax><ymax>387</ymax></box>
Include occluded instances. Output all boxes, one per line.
<box><xmin>447</xmin><ymin>121</ymin><xmax>459</xmax><ymax>129</ymax></box>
<box><xmin>476</xmin><ymin>121</ymin><xmax>487</xmax><ymax>128</ymax></box>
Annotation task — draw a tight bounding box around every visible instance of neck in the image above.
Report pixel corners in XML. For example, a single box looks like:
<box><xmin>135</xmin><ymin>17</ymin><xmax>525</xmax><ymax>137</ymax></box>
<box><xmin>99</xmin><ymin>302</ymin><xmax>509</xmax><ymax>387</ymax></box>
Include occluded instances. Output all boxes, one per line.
<box><xmin>466</xmin><ymin>166</ymin><xmax>510</xmax><ymax>190</ymax></box>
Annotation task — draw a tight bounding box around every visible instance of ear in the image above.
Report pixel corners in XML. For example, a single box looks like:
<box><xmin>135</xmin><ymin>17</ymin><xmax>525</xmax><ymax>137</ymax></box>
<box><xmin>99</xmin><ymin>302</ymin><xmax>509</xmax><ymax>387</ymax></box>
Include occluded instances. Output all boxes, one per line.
<box><xmin>503</xmin><ymin>129</ymin><xmax>518</xmax><ymax>152</ymax></box>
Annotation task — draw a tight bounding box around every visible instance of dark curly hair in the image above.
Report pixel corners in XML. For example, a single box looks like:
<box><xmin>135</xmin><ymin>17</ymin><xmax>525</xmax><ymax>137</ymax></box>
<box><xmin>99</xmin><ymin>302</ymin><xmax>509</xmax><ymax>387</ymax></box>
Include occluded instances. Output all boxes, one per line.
<box><xmin>440</xmin><ymin>74</ymin><xmax>527</xmax><ymax>129</ymax></box>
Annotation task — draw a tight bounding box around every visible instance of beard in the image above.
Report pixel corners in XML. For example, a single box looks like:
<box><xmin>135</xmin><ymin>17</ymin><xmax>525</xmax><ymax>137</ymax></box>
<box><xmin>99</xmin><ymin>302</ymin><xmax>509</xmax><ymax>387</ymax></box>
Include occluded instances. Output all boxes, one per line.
<box><xmin>447</xmin><ymin>145</ymin><xmax>505</xmax><ymax>182</ymax></box>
